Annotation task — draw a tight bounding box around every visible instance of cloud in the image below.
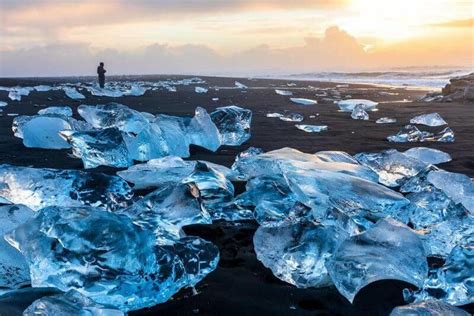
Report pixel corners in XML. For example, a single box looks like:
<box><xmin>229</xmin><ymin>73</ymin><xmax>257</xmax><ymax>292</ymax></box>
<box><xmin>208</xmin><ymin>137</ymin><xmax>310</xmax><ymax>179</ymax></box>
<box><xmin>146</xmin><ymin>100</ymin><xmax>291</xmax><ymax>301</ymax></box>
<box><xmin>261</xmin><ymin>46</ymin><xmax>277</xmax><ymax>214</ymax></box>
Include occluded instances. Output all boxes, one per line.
<box><xmin>430</xmin><ymin>18</ymin><xmax>474</xmax><ymax>28</ymax></box>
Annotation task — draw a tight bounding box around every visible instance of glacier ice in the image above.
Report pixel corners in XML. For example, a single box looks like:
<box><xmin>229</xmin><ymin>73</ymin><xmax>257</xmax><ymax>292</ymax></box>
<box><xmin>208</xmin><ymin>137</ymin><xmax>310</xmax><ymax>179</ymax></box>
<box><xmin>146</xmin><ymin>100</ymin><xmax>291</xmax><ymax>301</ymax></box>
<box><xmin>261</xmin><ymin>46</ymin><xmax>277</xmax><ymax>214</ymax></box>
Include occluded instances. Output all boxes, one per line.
<box><xmin>5</xmin><ymin>205</ymin><xmax>219</xmax><ymax>312</ymax></box>
<box><xmin>187</xmin><ymin>107</ymin><xmax>221</xmax><ymax>151</ymax></box>
<box><xmin>20</xmin><ymin>116</ymin><xmax>72</xmax><ymax>149</ymax></box>
<box><xmin>210</xmin><ymin>105</ymin><xmax>252</xmax><ymax>146</ymax></box>
<box><xmin>403</xmin><ymin>147</ymin><xmax>452</xmax><ymax>165</ymax></box>
<box><xmin>351</xmin><ymin>104</ymin><xmax>369</xmax><ymax>120</ymax></box>
<box><xmin>195</xmin><ymin>86</ymin><xmax>208</xmax><ymax>93</ymax></box>
<box><xmin>295</xmin><ymin>124</ymin><xmax>328</xmax><ymax>133</ymax></box>
<box><xmin>279</xmin><ymin>112</ymin><xmax>304</xmax><ymax>122</ymax></box>
<box><xmin>61</xmin><ymin>128</ymin><xmax>132</xmax><ymax>168</ymax></box>
<box><xmin>0</xmin><ymin>101</ymin><xmax>7</xmax><ymax>107</ymax></box>
<box><xmin>0</xmin><ymin>204</ymin><xmax>34</xmax><ymax>291</ymax></box>
<box><xmin>63</xmin><ymin>87</ymin><xmax>85</xmax><ymax>99</ymax></box>
<box><xmin>326</xmin><ymin>218</ymin><xmax>428</xmax><ymax>303</ymax></box>
<box><xmin>234</xmin><ymin>81</ymin><xmax>248</xmax><ymax>89</ymax></box>
<box><xmin>337</xmin><ymin>99</ymin><xmax>378</xmax><ymax>112</ymax></box>
<box><xmin>354</xmin><ymin>149</ymin><xmax>429</xmax><ymax>187</ymax></box>
<box><xmin>266</xmin><ymin>112</ymin><xmax>283</xmax><ymax>118</ymax></box>
<box><xmin>410</xmin><ymin>113</ymin><xmax>447</xmax><ymax>127</ymax></box>
<box><xmin>290</xmin><ymin>98</ymin><xmax>317</xmax><ymax>105</ymax></box>
<box><xmin>388</xmin><ymin>125</ymin><xmax>455</xmax><ymax>143</ymax></box>
<box><xmin>0</xmin><ymin>164</ymin><xmax>133</xmax><ymax>211</ymax></box>
<box><xmin>33</xmin><ymin>85</ymin><xmax>53</xmax><ymax>92</ymax></box>
<box><xmin>275</xmin><ymin>89</ymin><xmax>293</xmax><ymax>96</ymax></box>
<box><xmin>38</xmin><ymin>106</ymin><xmax>73</xmax><ymax>117</ymax></box>
<box><xmin>390</xmin><ymin>300</ymin><xmax>469</xmax><ymax>316</ymax></box>
<box><xmin>313</xmin><ymin>151</ymin><xmax>359</xmax><ymax>164</ymax></box>
<box><xmin>434</xmin><ymin>127</ymin><xmax>455</xmax><ymax>142</ymax></box>
<box><xmin>23</xmin><ymin>290</ymin><xmax>124</xmax><ymax>316</ymax></box>
<box><xmin>376</xmin><ymin>117</ymin><xmax>396</xmax><ymax>124</ymax></box>
<box><xmin>254</xmin><ymin>222</ymin><xmax>349</xmax><ymax>288</ymax></box>
<box><xmin>427</xmin><ymin>170</ymin><xmax>473</xmax><ymax>213</ymax></box>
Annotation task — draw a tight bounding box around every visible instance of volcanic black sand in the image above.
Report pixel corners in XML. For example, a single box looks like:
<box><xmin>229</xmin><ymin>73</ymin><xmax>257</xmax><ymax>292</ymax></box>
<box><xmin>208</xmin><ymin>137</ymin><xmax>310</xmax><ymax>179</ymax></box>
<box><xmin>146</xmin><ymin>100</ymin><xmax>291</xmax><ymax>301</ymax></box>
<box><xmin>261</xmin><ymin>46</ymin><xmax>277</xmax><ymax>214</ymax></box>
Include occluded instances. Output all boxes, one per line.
<box><xmin>0</xmin><ymin>75</ymin><xmax>472</xmax><ymax>315</ymax></box>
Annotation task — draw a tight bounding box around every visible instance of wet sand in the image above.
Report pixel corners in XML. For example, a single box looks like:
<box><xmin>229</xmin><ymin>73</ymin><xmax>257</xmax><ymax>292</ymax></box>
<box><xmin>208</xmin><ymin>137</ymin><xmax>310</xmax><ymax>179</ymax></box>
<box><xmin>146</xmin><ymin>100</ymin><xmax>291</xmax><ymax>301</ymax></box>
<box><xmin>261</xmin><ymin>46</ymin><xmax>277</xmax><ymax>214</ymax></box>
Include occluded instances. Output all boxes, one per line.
<box><xmin>0</xmin><ymin>75</ymin><xmax>472</xmax><ymax>315</ymax></box>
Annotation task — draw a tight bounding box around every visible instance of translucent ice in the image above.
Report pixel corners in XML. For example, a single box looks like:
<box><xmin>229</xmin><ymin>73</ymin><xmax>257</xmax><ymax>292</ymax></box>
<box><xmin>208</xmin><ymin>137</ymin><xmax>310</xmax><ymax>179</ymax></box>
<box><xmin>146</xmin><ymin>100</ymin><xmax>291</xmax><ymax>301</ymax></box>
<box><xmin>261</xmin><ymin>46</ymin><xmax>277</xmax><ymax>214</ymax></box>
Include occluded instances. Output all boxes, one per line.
<box><xmin>327</xmin><ymin>218</ymin><xmax>428</xmax><ymax>303</ymax></box>
<box><xmin>63</xmin><ymin>87</ymin><xmax>85</xmax><ymax>99</ymax></box>
<box><xmin>187</xmin><ymin>107</ymin><xmax>221</xmax><ymax>151</ymax></box>
<box><xmin>0</xmin><ymin>164</ymin><xmax>133</xmax><ymax>211</ymax></box>
<box><xmin>38</xmin><ymin>106</ymin><xmax>73</xmax><ymax>117</ymax></box>
<box><xmin>290</xmin><ymin>98</ymin><xmax>317</xmax><ymax>105</ymax></box>
<box><xmin>0</xmin><ymin>204</ymin><xmax>34</xmax><ymax>291</ymax></box>
<box><xmin>376</xmin><ymin>117</ymin><xmax>396</xmax><ymax>124</ymax></box>
<box><xmin>313</xmin><ymin>151</ymin><xmax>358</xmax><ymax>164</ymax></box>
<box><xmin>33</xmin><ymin>85</ymin><xmax>52</xmax><ymax>92</ymax></box>
<box><xmin>266</xmin><ymin>112</ymin><xmax>283</xmax><ymax>118</ymax></box>
<box><xmin>254</xmin><ymin>222</ymin><xmax>349</xmax><ymax>288</ymax></box>
<box><xmin>295</xmin><ymin>124</ymin><xmax>328</xmax><ymax>133</ymax></box>
<box><xmin>24</xmin><ymin>290</ymin><xmax>124</xmax><ymax>316</ymax></box>
<box><xmin>337</xmin><ymin>99</ymin><xmax>378</xmax><ymax>112</ymax></box>
<box><xmin>195</xmin><ymin>86</ymin><xmax>208</xmax><ymax>93</ymax></box>
<box><xmin>20</xmin><ymin>116</ymin><xmax>72</xmax><ymax>149</ymax></box>
<box><xmin>354</xmin><ymin>149</ymin><xmax>429</xmax><ymax>187</ymax></box>
<box><xmin>210</xmin><ymin>105</ymin><xmax>252</xmax><ymax>146</ymax></box>
<box><xmin>234</xmin><ymin>81</ymin><xmax>248</xmax><ymax>89</ymax></box>
<box><xmin>427</xmin><ymin>170</ymin><xmax>473</xmax><ymax>213</ymax></box>
<box><xmin>351</xmin><ymin>104</ymin><xmax>369</xmax><ymax>120</ymax></box>
<box><xmin>0</xmin><ymin>101</ymin><xmax>7</xmax><ymax>107</ymax></box>
<box><xmin>390</xmin><ymin>300</ymin><xmax>469</xmax><ymax>316</ymax></box>
<box><xmin>6</xmin><ymin>206</ymin><xmax>219</xmax><ymax>311</ymax></box>
<box><xmin>403</xmin><ymin>147</ymin><xmax>452</xmax><ymax>165</ymax></box>
<box><xmin>387</xmin><ymin>125</ymin><xmax>432</xmax><ymax>142</ymax></box>
<box><xmin>410</xmin><ymin>113</ymin><xmax>447</xmax><ymax>127</ymax></box>
<box><xmin>275</xmin><ymin>89</ymin><xmax>293</xmax><ymax>96</ymax></box>
<box><xmin>60</xmin><ymin>128</ymin><xmax>132</xmax><ymax>168</ymax></box>
<box><xmin>434</xmin><ymin>127</ymin><xmax>455</xmax><ymax>142</ymax></box>
<box><xmin>279</xmin><ymin>112</ymin><xmax>304</xmax><ymax>122</ymax></box>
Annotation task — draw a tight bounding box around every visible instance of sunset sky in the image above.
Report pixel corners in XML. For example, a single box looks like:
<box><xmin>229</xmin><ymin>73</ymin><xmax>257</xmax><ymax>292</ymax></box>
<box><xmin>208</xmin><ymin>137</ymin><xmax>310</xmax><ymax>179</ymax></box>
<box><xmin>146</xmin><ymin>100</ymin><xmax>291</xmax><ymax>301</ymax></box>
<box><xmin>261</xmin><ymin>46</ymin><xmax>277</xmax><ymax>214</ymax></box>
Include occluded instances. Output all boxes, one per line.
<box><xmin>0</xmin><ymin>0</ymin><xmax>473</xmax><ymax>76</ymax></box>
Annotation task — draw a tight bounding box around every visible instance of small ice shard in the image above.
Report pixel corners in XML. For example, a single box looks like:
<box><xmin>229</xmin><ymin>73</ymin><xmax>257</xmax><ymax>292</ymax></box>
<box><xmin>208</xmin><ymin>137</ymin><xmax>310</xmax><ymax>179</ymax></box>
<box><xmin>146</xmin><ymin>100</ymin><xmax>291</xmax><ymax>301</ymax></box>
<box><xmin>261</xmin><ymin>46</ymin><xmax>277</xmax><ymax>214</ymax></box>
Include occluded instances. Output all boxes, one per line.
<box><xmin>63</xmin><ymin>87</ymin><xmax>85</xmax><ymax>99</ymax></box>
<box><xmin>275</xmin><ymin>89</ymin><xmax>293</xmax><ymax>96</ymax></box>
<box><xmin>8</xmin><ymin>91</ymin><xmax>21</xmax><ymax>101</ymax></box>
<box><xmin>210</xmin><ymin>105</ymin><xmax>252</xmax><ymax>146</ymax></box>
<box><xmin>290</xmin><ymin>98</ymin><xmax>317</xmax><ymax>105</ymax></box>
<box><xmin>187</xmin><ymin>107</ymin><xmax>221</xmax><ymax>151</ymax></box>
<box><xmin>212</xmin><ymin>97</ymin><xmax>219</xmax><ymax>101</ymax></box>
<box><xmin>410</xmin><ymin>113</ymin><xmax>447</xmax><ymax>127</ymax></box>
<box><xmin>351</xmin><ymin>104</ymin><xmax>369</xmax><ymax>120</ymax></box>
<box><xmin>295</xmin><ymin>124</ymin><xmax>328</xmax><ymax>133</ymax></box>
<box><xmin>195</xmin><ymin>86</ymin><xmax>208</xmax><ymax>93</ymax></box>
<box><xmin>61</xmin><ymin>128</ymin><xmax>132</xmax><ymax>168</ymax></box>
<box><xmin>376</xmin><ymin>117</ymin><xmax>397</xmax><ymax>124</ymax></box>
<box><xmin>37</xmin><ymin>106</ymin><xmax>73</xmax><ymax>117</ymax></box>
<box><xmin>266</xmin><ymin>112</ymin><xmax>283</xmax><ymax>118</ymax></box>
<box><xmin>23</xmin><ymin>290</ymin><xmax>124</xmax><ymax>316</ymax></box>
<box><xmin>337</xmin><ymin>99</ymin><xmax>378</xmax><ymax>112</ymax></box>
<box><xmin>254</xmin><ymin>222</ymin><xmax>349</xmax><ymax>288</ymax></box>
<box><xmin>0</xmin><ymin>204</ymin><xmax>34</xmax><ymax>291</ymax></box>
<box><xmin>20</xmin><ymin>116</ymin><xmax>72</xmax><ymax>149</ymax></box>
<box><xmin>0</xmin><ymin>165</ymin><xmax>133</xmax><ymax>211</ymax></box>
<box><xmin>387</xmin><ymin>125</ymin><xmax>433</xmax><ymax>143</ymax></box>
<box><xmin>125</xmin><ymin>83</ymin><xmax>147</xmax><ymax>96</ymax></box>
<box><xmin>78</xmin><ymin>103</ymin><xmax>149</xmax><ymax>134</ymax></box>
<box><xmin>427</xmin><ymin>170</ymin><xmax>473</xmax><ymax>213</ymax></box>
<box><xmin>404</xmin><ymin>244</ymin><xmax>473</xmax><ymax>306</ymax></box>
<box><xmin>0</xmin><ymin>101</ymin><xmax>7</xmax><ymax>107</ymax></box>
<box><xmin>403</xmin><ymin>147</ymin><xmax>452</xmax><ymax>165</ymax></box>
<box><xmin>390</xmin><ymin>300</ymin><xmax>469</xmax><ymax>316</ymax></box>
<box><xmin>433</xmin><ymin>127</ymin><xmax>455</xmax><ymax>142</ymax></box>
<box><xmin>234</xmin><ymin>81</ymin><xmax>248</xmax><ymax>89</ymax></box>
<box><xmin>33</xmin><ymin>85</ymin><xmax>52</xmax><ymax>92</ymax></box>
<box><xmin>5</xmin><ymin>206</ymin><xmax>219</xmax><ymax>311</ymax></box>
<box><xmin>326</xmin><ymin>218</ymin><xmax>428</xmax><ymax>303</ymax></box>
<box><xmin>354</xmin><ymin>149</ymin><xmax>429</xmax><ymax>187</ymax></box>
<box><xmin>279</xmin><ymin>112</ymin><xmax>304</xmax><ymax>122</ymax></box>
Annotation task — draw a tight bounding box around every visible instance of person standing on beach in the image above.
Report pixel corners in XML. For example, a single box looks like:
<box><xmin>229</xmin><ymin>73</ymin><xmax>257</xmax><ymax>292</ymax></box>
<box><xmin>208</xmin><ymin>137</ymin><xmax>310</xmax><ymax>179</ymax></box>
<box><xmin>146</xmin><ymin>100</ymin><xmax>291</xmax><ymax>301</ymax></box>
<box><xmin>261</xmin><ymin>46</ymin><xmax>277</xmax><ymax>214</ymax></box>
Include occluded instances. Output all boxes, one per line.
<box><xmin>97</xmin><ymin>62</ymin><xmax>106</xmax><ymax>88</ymax></box>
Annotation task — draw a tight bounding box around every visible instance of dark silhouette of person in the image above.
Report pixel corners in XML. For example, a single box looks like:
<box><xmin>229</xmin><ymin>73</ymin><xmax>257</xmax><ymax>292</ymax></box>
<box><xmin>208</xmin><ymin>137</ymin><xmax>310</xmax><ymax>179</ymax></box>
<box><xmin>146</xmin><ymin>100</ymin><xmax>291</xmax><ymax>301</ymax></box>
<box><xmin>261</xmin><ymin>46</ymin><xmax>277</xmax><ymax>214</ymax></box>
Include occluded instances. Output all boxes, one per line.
<box><xmin>97</xmin><ymin>62</ymin><xmax>106</xmax><ymax>88</ymax></box>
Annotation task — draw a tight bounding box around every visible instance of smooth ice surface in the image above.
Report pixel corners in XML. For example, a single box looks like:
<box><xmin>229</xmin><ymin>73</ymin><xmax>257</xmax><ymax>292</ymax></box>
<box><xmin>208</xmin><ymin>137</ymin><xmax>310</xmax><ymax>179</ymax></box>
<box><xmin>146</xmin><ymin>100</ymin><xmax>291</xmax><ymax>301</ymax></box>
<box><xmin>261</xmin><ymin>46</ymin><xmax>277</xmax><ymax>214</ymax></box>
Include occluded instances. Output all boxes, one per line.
<box><xmin>290</xmin><ymin>98</ymin><xmax>317</xmax><ymax>105</ymax></box>
<box><xmin>403</xmin><ymin>147</ymin><xmax>452</xmax><ymax>165</ymax></box>
<box><xmin>337</xmin><ymin>99</ymin><xmax>378</xmax><ymax>112</ymax></box>
<box><xmin>313</xmin><ymin>151</ymin><xmax>359</xmax><ymax>164</ymax></box>
<box><xmin>38</xmin><ymin>106</ymin><xmax>73</xmax><ymax>117</ymax></box>
<box><xmin>279</xmin><ymin>112</ymin><xmax>304</xmax><ymax>122</ymax></box>
<box><xmin>428</xmin><ymin>170</ymin><xmax>474</xmax><ymax>212</ymax></box>
<box><xmin>195</xmin><ymin>86</ymin><xmax>208</xmax><ymax>93</ymax></box>
<box><xmin>24</xmin><ymin>290</ymin><xmax>124</xmax><ymax>316</ymax></box>
<box><xmin>410</xmin><ymin>113</ymin><xmax>447</xmax><ymax>127</ymax></box>
<box><xmin>390</xmin><ymin>300</ymin><xmax>469</xmax><ymax>316</ymax></box>
<box><xmin>376</xmin><ymin>117</ymin><xmax>396</xmax><ymax>124</ymax></box>
<box><xmin>6</xmin><ymin>206</ymin><xmax>219</xmax><ymax>312</ymax></box>
<box><xmin>354</xmin><ymin>149</ymin><xmax>428</xmax><ymax>187</ymax></box>
<box><xmin>327</xmin><ymin>218</ymin><xmax>428</xmax><ymax>303</ymax></box>
<box><xmin>210</xmin><ymin>105</ymin><xmax>252</xmax><ymax>146</ymax></box>
<box><xmin>351</xmin><ymin>104</ymin><xmax>369</xmax><ymax>120</ymax></box>
<box><xmin>295</xmin><ymin>124</ymin><xmax>328</xmax><ymax>133</ymax></box>
<box><xmin>0</xmin><ymin>101</ymin><xmax>7</xmax><ymax>107</ymax></box>
<box><xmin>61</xmin><ymin>128</ymin><xmax>132</xmax><ymax>168</ymax></box>
<box><xmin>275</xmin><ymin>89</ymin><xmax>293</xmax><ymax>96</ymax></box>
<box><xmin>187</xmin><ymin>107</ymin><xmax>221</xmax><ymax>151</ymax></box>
<box><xmin>63</xmin><ymin>87</ymin><xmax>85</xmax><ymax>99</ymax></box>
<box><xmin>254</xmin><ymin>222</ymin><xmax>349</xmax><ymax>288</ymax></box>
<box><xmin>21</xmin><ymin>116</ymin><xmax>72</xmax><ymax>149</ymax></box>
<box><xmin>0</xmin><ymin>165</ymin><xmax>133</xmax><ymax>211</ymax></box>
<box><xmin>0</xmin><ymin>204</ymin><xmax>34</xmax><ymax>291</ymax></box>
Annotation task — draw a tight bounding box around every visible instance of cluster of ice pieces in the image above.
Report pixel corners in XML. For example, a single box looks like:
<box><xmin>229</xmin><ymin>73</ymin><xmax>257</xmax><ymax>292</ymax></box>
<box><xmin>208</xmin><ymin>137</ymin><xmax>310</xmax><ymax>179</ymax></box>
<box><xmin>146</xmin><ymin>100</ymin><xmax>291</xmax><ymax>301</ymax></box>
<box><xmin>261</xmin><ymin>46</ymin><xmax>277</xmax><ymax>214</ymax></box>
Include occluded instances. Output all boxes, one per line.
<box><xmin>12</xmin><ymin>103</ymin><xmax>252</xmax><ymax>168</ymax></box>
<box><xmin>388</xmin><ymin>113</ymin><xmax>454</xmax><ymax>143</ymax></box>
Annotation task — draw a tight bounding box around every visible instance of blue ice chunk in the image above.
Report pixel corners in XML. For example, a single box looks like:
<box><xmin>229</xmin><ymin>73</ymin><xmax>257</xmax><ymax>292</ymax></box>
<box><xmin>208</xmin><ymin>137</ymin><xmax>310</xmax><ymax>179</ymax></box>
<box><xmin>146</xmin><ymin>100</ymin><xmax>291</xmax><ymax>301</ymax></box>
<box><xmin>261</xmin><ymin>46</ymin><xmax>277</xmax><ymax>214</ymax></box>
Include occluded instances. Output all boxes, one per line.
<box><xmin>38</xmin><ymin>106</ymin><xmax>73</xmax><ymax>117</ymax></box>
<box><xmin>254</xmin><ymin>222</ymin><xmax>349</xmax><ymax>288</ymax></box>
<box><xmin>195</xmin><ymin>86</ymin><xmax>208</xmax><ymax>93</ymax></box>
<box><xmin>295</xmin><ymin>124</ymin><xmax>328</xmax><ymax>133</ymax></box>
<box><xmin>210</xmin><ymin>105</ymin><xmax>252</xmax><ymax>146</ymax></box>
<box><xmin>403</xmin><ymin>147</ymin><xmax>452</xmax><ymax>165</ymax></box>
<box><xmin>0</xmin><ymin>165</ymin><xmax>133</xmax><ymax>211</ymax></box>
<box><xmin>337</xmin><ymin>99</ymin><xmax>378</xmax><ymax>112</ymax></box>
<box><xmin>313</xmin><ymin>151</ymin><xmax>359</xmax><ymax>164</ymax></box>
<box><xmin>327</xmin><ymin>218</ymin><xmax>428</xmax><ymax>303</ymax></box>
<box><xmin>63</xmin><ymin>87</ymin><xmax>85</xmax><ymax>99</ymax></box>
<box><xmin>279</xmin><ymin>112</ymin><xmax>304</xmax><ymax>122</ymax></box>
<box><xmin>275</xmin><ymin>89</ymin><xmax>293</xmax><ymax>96</ymax></box>
<box><xmin>410</xmin><ymin>113</ymin><xmax>447</xmax><ymax>127</ymax></box>
<box><xmin>390</xmin><ymin>300</ymin><xmax>469</xmax><ymax>316</ymax></box>
<box><xmin>376</xmin><ymin>117</ymin><xmax>396</xmax><ymax>124</ymax></box>
<box><xmin>434</xmin><ymin>127</ymin><xmax>455</xmax><ymax>142</ymax></box>
<box><xmin>187</xmin><ymin>107</ymin><xmax>221</xmax><ymax>151</ymax></box>
<box><xmin>387</xmin><ymin>125</ymin><xmax>433</xmax><ymax>142</ymax></box>
<box><xmin>23</xmin><ymin>290</ymin><xmax>124</xmax><ymax>316</ymax></box>
<box><xmin>20</xmin><ymin>116</ymin><xmax>72</xmax><ymax>149</ymax></box>
<box><xmin>290</xmin><ymin>98</ymin><xmax>317</xmax><ymax>105</ymax></box>
<box><xmin>351</xmin><ymin>104</ymin><xmax>369</xmax><ymax>120</ymax></box>
<box><xmin>5</xmin><ymin>206</ymin><xmax>219</xmax><ymax>312</ymax></box>
<box><xmin>428</xmin><ymin>170</ymin><xmax>473</xmax><ymax>213</ymax></box>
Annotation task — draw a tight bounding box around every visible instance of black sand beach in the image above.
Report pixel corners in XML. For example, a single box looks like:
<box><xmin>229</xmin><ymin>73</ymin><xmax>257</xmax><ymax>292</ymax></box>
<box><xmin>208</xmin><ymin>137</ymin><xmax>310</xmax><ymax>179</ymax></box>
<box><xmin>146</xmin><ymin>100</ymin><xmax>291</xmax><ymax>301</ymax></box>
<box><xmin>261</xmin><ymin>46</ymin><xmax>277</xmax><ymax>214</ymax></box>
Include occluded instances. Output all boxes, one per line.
<box><xmin>0</xmin><ymin>76</ymin><xmax>472</xmax><ymax>315</ymax></box>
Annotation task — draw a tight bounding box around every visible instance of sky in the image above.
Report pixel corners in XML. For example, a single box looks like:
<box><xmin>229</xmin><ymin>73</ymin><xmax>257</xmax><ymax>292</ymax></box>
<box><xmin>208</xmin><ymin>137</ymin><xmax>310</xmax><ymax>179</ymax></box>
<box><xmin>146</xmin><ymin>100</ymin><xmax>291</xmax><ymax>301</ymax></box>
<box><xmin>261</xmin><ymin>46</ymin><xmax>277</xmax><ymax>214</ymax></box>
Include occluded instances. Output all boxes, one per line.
<box><xmin>0</xmin><ymin>0</ymin><xmax>473</xmax><ymax>77</ymax></box>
